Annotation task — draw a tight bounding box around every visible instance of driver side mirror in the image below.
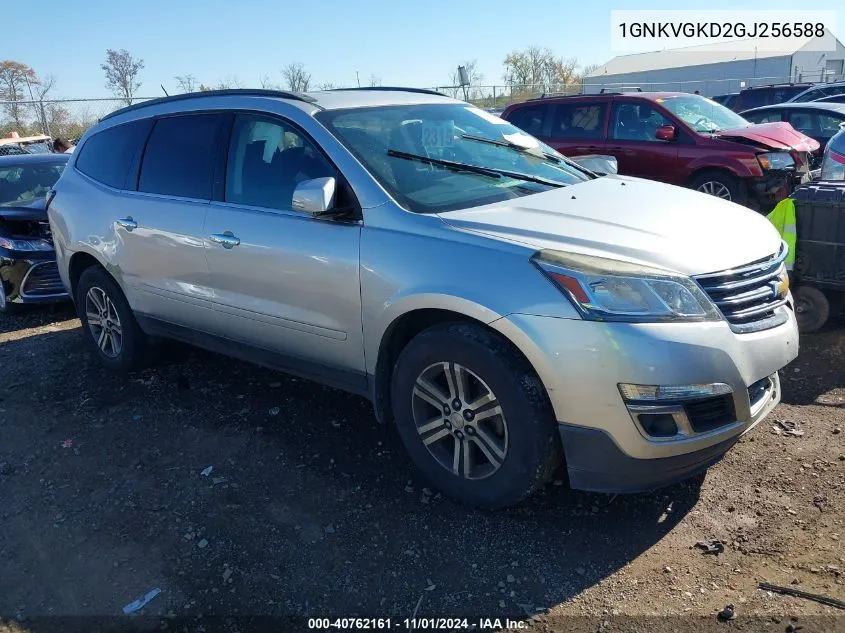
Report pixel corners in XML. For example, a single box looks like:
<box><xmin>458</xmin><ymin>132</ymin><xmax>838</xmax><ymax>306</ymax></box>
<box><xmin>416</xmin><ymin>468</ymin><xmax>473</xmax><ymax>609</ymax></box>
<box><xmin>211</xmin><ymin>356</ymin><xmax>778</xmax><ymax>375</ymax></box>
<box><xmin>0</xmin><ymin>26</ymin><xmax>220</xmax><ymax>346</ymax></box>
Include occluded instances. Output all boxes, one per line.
<box><xmin>655</xmin><ymin>125</ymin><xmax>677</xmax><ymax>141</ymax></box>
<box><xmin>292</xmin><ymin>177</ymin><xmax>336</xmax><ymax>216</ymax></box>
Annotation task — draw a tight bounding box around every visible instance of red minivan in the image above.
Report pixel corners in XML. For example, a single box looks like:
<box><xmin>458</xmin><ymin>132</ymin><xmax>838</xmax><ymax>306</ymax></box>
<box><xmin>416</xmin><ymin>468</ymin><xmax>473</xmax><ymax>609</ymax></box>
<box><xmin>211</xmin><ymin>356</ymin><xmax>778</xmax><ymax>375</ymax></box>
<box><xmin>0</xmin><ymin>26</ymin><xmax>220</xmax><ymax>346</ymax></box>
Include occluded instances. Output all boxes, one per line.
<box><xmin>502</xmin><ymin>92</ymin><xmax>819</xmax><ymax>211</ymax></box>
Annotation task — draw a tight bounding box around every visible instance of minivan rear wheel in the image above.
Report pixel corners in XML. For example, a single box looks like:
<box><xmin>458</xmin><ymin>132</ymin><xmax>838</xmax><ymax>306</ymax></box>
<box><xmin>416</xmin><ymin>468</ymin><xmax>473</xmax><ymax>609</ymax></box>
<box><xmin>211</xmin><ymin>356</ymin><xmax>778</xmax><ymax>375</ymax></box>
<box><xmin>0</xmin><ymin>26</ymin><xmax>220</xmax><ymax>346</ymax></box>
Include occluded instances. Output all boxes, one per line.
<box><xmin>690</xmin><ymin>171</ymin><xmax>744</xmax><ymax>204</ymax></box>
<box><xmin>391</xmin><ymin>323</ymin><xmax>562</xmax><ymax>509</ymax></box>
<box><xmin>76</xmin><ymin>266</ymin><xmax>149</xmax><ymax>372</ymax></box>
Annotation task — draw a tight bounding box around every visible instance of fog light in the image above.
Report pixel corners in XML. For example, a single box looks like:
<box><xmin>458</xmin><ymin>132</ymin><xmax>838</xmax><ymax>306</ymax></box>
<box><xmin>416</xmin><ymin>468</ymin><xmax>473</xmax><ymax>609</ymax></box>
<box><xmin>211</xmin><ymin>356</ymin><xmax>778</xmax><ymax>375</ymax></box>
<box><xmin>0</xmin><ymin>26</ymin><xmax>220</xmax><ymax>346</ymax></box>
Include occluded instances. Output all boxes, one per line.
<box><xmin>637</xmin><ymin>413</ymin><xmax>678</xmax><ymax>438</ymax></box>
<box><xmin>619</xmin><ymin>382</ymin><xmax>733</xmax><ymax>402</ymax></box>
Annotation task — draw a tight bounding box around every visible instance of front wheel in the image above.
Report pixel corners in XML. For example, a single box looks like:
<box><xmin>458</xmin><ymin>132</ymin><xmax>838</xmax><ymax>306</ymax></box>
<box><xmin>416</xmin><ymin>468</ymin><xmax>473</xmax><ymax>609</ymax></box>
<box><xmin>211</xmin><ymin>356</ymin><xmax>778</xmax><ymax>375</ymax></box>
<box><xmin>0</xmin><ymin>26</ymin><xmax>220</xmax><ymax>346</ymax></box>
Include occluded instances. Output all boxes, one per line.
<box><xmin>76</xmin><ymin>266</ymin><xmax>149</xmax><ymax>372</ymax></box>
<box><xmin>690</xmin><ymin>171</ymin><xmax>744</xmax><ymax>205</ymax></box>
<box><xmin>390</xmin><ymin>323</ymin><xmax>562</xmax><ymax>509</ymax></box>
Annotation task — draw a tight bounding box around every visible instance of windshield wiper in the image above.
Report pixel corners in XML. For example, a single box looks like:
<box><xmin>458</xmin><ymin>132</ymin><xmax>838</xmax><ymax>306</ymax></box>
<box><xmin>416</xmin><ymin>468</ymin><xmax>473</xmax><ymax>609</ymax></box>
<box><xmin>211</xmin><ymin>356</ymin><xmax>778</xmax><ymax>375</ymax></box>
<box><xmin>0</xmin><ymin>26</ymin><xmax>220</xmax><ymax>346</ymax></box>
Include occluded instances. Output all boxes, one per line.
<box><xmin>460</xmin><ymin>133</ymin><xmax>561</xmax><ymax>163</ymax></box>
<box><xmin>386</xmin><ymin>149</ymin><xmax>567</xmax><ymax>188</ymax></box>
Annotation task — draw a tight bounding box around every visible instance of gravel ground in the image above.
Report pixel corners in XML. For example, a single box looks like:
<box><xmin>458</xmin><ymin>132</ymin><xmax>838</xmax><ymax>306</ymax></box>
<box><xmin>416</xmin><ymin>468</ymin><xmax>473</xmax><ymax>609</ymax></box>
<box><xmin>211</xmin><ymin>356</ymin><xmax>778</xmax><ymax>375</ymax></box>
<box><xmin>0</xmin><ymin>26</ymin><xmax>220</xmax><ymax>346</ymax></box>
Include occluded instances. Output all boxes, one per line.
<box><xmin>0</xmin><ymin>305</ymin><xmax>842</xmax><ymax>633</ymax></box>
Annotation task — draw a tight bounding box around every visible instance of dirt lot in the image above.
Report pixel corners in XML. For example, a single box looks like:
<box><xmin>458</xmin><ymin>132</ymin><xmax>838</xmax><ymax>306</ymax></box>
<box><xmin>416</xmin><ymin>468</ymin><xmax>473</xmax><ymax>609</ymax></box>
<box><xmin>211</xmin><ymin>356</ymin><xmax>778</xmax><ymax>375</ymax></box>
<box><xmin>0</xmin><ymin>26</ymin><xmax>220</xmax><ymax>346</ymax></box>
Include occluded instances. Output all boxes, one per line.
<box><xmin>0</xmin><ymin>305</ymin><xmax>843</xmax><ymax>632</ymax></box>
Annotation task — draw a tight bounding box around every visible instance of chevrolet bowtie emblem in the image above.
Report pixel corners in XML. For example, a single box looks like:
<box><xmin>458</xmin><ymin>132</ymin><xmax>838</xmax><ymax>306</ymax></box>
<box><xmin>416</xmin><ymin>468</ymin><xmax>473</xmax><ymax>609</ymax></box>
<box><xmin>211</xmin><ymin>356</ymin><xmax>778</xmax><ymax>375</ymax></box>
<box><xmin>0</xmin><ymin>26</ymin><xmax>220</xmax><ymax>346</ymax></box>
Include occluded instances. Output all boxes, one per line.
<box><xmin>770</xmin><ymin>273</ymin><xmax>789</xmax><ymax>299</ymax></box>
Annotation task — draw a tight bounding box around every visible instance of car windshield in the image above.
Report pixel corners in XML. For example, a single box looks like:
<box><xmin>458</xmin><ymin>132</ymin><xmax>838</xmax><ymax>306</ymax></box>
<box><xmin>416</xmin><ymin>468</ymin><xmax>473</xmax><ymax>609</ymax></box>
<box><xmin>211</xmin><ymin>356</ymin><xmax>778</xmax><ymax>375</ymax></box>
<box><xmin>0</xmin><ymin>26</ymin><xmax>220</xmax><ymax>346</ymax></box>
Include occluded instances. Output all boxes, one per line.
<box><xmin>657</xmin><ymin>95</ymin><xmax>751</xmax><ymax>133</ymax></box>
<box><xmin>0</xmin><ymin>161</ymin><xmax>66</xmax><ymax>206</ymax></box>
<box><xmin>316</xmin><ymin>103</ymin><xmax>591</xmax><ymax>213</ymax></box>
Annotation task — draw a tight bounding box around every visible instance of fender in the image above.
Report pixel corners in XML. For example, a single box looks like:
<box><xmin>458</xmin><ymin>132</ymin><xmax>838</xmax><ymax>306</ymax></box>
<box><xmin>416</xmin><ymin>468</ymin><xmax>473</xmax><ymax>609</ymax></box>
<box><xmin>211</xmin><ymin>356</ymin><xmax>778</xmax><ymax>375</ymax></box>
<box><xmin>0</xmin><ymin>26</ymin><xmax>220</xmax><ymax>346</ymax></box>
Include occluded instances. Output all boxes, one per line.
<box><xmin>686</xmin><ymin>154</ymin><xmax>761</xmax><ymax>180</ymax></box>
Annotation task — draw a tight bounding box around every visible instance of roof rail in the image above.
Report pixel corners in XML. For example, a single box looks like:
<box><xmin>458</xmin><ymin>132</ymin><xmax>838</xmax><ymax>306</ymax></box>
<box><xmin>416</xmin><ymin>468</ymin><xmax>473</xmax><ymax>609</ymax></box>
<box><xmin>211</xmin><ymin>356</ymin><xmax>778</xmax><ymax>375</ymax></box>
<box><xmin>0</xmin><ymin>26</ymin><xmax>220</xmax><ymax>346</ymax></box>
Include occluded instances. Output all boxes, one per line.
<box><xmin>99</xmin><ymin>88</ymin><xmax>317</xmax><ymax>122</ymax></box>
<box><xmin>526</xmin><ymin>93</ymin><xmax>598</xmax><ymax>101</ymax></box>
<box><xmin>328</xmin><ymin>86</ymin><xmax>446</xmax><ymax>96</ymax></box>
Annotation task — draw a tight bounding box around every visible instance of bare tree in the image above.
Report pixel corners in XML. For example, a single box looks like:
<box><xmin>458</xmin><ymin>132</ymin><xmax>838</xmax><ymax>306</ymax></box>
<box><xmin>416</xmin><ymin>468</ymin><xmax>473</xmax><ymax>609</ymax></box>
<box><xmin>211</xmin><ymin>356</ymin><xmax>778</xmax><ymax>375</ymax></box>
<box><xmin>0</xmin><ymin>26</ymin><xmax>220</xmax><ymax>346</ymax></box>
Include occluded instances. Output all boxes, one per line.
<box><xmin>28</xmin><ymin>73</ymin><xmax>56</xmax><ymax>135</ymax></box>
<box><xmin>259</xmin><ymin>74</ymin><xmax>280</xmax><ymax>90</ymax></box>
<box><xmin>174</xmin><ymin>74</ymin><xmax>198</xmax><ymax>93</ymax></box>
<box><xmin>503</xmin><ymin>46</ymin><xmax>584</xmax><ymax>95</ymax></box>
<box><xmin>101</xmin><ymin>49</ymin><xmax>145</xmax><ymax>105</ymax></box>
<box><xmin>318</xmin><ymin>81</ymin><xmax>340</xmax><ymax>90</ymax></box>
<box><xmin>368</xmin><ymin>74</ymin><xmax>382</xmax><ymax>87</ymax></box>
<box><xmin>447</xmin><ymin>60</ymin><xmax>483</xmax><ymax>99</ymax></box>
<box><xmin>215</xmin><ymin>75</ymin><xmax>243</xmax><ymax>90</ymax></box>
<box><xmin>0</xmin><ymin>60</ymin><xmax>37</xmax><ymax>128</ymax></box>
<box><xmin>281</xmin><ymin>62</ymin><xmax>311</xmax><ymax>92</ymax></box>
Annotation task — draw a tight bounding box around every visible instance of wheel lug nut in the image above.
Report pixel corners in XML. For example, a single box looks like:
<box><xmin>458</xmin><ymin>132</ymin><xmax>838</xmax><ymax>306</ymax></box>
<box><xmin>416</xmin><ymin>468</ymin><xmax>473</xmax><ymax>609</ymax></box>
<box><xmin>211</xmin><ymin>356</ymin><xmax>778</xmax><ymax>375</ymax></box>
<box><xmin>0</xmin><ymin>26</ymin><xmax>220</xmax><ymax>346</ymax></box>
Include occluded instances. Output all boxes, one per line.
<box><xmin>465</xmin><ymin>426</ymin><xmax>474</xmax><ymax>435</ymax></box>
<box><xmin>445</xmin><ymin>420</ymin><xmax>452</xmax><ymax>429</ymax></box>
<box><xmin>455</xmin><ymin>430</ymin><xmax>464</xmax><ymax>440</ymax></box>
<box><xmin>464</xmin><ymin>410</ymin><xmax>474</xmax><ymax>421</ymax></box>
<box><xmin>452</xmin><ymin>399</ymin><xmax>461</xmax><ymax>410</ymax></box>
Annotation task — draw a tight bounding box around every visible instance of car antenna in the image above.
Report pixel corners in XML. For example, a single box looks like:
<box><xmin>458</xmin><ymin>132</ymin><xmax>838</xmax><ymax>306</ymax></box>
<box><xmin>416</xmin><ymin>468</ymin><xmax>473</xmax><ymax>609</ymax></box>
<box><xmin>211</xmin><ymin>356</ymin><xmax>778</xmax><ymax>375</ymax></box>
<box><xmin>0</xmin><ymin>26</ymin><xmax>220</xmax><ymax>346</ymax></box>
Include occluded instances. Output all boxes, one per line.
<box><xmin>160</xmin><ymin>84</ymin><xmax>169</xmax><ymax>96</ymax></box>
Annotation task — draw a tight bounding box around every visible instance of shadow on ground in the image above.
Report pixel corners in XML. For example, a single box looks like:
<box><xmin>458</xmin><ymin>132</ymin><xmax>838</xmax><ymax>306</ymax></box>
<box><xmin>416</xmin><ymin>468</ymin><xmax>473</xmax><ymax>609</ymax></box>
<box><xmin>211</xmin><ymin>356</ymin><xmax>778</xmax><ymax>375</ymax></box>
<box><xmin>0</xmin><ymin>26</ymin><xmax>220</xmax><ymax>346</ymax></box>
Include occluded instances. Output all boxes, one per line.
<box><xmin>779</xmin><ymin>320</ymin><xmax>845</xmax><ymax>408</ymax></box>
<box><xmin>0</xmin><ymin>311</ymin><xmax>702</xmax><ymax>622</ymax></box>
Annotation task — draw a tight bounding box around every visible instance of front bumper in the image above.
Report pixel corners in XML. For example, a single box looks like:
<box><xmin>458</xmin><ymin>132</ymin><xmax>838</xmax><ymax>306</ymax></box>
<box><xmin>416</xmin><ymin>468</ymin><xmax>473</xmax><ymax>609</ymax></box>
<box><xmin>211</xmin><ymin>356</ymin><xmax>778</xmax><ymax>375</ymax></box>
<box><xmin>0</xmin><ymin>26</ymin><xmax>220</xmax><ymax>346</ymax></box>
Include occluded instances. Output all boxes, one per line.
<box><xmin>747</xmin><ymin>169</ymin><xmax>810</xmax><ymax>213</ymax></box>
<box><xmin>494</xmin><ymin>308</ymin><xmax>799</xmax><ymax>492</ymax></box>
<box><xmin>0</xmin><ymin>251</ymin><xmax>69</xmax><ymax>307</ymax></box>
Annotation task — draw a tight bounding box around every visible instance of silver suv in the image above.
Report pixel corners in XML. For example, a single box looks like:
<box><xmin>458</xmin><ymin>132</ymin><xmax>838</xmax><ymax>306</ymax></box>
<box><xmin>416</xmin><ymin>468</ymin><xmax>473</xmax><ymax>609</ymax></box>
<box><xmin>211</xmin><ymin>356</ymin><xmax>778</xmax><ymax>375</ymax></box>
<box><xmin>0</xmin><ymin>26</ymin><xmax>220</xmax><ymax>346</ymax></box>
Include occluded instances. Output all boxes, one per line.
<box><xmin>49</xmin><ymin>88</ymin><xmax>799</xmax><ymax>508</ymax></box>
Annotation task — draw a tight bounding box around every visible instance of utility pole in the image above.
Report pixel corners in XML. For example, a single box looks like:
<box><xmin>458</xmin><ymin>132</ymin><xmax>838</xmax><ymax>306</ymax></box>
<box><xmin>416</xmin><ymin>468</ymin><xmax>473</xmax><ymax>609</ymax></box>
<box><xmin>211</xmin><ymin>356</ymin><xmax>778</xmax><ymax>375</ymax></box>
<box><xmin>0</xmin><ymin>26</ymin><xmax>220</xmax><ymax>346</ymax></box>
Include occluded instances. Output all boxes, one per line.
<box><xmin>356</xmin><ymin>70</ymin><xmax>360</xmax><ymax>88</ymax></box>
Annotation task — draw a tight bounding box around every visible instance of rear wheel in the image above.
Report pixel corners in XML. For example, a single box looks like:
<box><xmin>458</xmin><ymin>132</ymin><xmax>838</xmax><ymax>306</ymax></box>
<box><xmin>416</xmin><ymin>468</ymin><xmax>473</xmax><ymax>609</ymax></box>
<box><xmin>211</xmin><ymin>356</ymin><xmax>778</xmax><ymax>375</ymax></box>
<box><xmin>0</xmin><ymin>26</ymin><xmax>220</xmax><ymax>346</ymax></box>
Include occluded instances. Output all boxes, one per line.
<box><xmin>76</xmin><ymin>266</ymin><xmax>149</xmax><ymax>372</ymax></box>
<box><xmin>390</xmin><ymin>323</ymin><xmax>562</xmax><ymax>509</ymax></box>
<box><xmin>690</xmin><ymin>171</ymin><xmax>744</xmax><ymax>204</ymax></box>
<box><xmin>793</xmin><ymin>285</ymin><xmax>830</xmax><ymax>333</ymax></box>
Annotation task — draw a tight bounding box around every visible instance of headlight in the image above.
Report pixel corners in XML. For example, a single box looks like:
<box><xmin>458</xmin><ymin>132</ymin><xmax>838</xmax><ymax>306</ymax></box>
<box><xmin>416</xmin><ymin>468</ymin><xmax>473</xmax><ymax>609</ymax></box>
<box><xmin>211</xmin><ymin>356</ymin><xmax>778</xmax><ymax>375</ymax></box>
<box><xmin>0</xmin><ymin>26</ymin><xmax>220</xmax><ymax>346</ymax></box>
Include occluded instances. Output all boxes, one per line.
<box><xmin>0</xmin><ymin>237</ymin><xmax>54</xmax><ymax>251</ymax></box>
<box><xmin>757</xmin><ymin>152</ymin><xmax>795</xmax><ymax>170</ymax></box>
<box><xmin>532</xmin><ymin>250</ymin><xmax>721</xmax><ymax>323</ymax></box>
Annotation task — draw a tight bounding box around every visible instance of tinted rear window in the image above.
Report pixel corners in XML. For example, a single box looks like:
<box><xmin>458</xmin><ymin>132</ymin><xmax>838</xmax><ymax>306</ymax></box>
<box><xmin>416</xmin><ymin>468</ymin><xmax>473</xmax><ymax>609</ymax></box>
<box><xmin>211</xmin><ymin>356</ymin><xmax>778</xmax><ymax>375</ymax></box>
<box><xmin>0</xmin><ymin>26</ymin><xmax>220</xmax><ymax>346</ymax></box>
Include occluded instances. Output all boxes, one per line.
<box><xmin>75</xmin><ymin>120</ymin><xmax>151</xmax><ymax>189</ymax></box>
<box><xmin>505</xmin><ymin>105</ymin><xmax>549</xmax><ymax>136</ymax></box>
<box><xmin>138</xmin><ymin>114</ymin><xmax>227</xmax><ymax>199</ymax></box>
<box><xmin>551</xmin><ymin>102</ymin><xmax>607</xmax><ymax>140</ymax></box>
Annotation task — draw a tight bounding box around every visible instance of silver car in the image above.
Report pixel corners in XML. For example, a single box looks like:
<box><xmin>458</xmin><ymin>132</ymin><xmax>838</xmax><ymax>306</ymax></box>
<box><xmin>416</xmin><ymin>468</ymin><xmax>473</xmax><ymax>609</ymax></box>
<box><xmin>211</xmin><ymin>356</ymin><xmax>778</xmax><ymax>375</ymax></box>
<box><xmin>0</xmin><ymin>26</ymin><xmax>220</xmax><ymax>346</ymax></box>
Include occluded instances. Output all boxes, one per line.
<box><xmin>48</xmin><ymin>88</ymin><xmax>799</xmax><ymax>508</ymax></box>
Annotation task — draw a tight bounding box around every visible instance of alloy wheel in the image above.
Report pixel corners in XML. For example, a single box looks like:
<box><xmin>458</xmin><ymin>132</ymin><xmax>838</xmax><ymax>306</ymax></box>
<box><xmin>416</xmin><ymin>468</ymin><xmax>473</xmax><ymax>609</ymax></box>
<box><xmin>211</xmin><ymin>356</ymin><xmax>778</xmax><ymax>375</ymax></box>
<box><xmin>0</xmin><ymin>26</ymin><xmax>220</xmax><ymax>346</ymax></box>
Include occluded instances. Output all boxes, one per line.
<box><xmin>411</xmin><ymin>362</ymin><xmax>508</xmax><ymax>480</ymax></box>
<box><xmin>85</xmin><ymin>286</ymin><xmax>123</xmax><ymax>358</ymax></box>
<box><xmin>697</xmin><ymin>180</ymin><xmax>732</xmax><ymax>200</ymax></box>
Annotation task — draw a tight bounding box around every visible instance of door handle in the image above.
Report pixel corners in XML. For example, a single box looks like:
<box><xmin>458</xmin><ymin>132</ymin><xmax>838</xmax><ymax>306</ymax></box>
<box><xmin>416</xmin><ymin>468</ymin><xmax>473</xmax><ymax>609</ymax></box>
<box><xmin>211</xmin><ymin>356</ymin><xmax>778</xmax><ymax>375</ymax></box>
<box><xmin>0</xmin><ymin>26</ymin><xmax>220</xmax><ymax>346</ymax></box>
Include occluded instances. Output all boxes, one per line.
<box><xmin>209</xmin><ymin>232</ymin><xmax>241</xmax><ymax>249</ymax></box>
<box><xmin>116</xmin><ymin>217</ymin><xmax>137</xmax><ymax>231</ymax></box>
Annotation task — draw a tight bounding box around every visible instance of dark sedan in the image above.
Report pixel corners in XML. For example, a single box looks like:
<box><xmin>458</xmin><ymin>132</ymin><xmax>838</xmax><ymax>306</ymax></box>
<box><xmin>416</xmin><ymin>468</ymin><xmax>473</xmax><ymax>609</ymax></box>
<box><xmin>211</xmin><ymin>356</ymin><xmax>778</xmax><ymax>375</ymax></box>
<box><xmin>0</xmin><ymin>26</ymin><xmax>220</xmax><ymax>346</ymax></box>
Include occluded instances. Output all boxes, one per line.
<box><xmin>0</xmin><ymin>153</ymin><xmax>70</xmax><ymax>313</ymax></box>
<box><xmin>740</xmin><ymin>102</ymin><xmax>845</xmax><ymax>168</ymax></box>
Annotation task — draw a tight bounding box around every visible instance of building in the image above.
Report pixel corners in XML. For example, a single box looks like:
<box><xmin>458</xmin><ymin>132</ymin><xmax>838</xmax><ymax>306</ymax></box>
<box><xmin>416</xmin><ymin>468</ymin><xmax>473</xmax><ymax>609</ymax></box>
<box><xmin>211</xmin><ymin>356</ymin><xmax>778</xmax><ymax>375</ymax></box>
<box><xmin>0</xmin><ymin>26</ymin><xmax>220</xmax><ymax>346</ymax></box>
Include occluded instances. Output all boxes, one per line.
<box><xmin>584</xmin><ymin>33</ymin><xmax>845</xmax><ymax>96</ymax></box>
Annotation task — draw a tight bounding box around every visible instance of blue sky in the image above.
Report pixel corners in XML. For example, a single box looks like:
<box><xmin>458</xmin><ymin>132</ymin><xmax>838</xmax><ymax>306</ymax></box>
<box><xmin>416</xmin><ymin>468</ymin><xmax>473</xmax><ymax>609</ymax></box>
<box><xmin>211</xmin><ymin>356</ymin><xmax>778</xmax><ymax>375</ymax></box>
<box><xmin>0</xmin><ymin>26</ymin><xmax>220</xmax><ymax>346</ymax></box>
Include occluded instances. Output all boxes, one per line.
<box><xmin>5</xmin><ymin>0</ymin><xmax>844</xmax><ymax>98</ymax></box>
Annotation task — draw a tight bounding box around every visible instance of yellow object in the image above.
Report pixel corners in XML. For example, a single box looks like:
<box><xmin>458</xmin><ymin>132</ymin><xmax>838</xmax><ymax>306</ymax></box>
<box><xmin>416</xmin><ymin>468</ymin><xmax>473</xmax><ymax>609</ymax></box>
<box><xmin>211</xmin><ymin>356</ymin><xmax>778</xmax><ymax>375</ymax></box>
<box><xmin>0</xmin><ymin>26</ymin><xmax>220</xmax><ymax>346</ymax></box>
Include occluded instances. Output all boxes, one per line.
<box><xmin>766</xmin><ymin>198</ymin><xmax>797</xmax><ymax>271</ymax></box>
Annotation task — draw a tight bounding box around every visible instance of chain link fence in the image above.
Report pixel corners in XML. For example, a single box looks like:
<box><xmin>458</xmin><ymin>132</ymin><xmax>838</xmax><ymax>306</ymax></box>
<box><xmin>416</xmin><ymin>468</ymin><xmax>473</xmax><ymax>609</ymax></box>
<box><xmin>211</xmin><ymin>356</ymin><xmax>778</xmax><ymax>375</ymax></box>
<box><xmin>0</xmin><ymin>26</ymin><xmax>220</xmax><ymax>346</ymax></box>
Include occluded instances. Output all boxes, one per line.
<box><xmin>3</xmin><ymin>68</ymin><xmax>844</xmax><ymax>142</ymax></box>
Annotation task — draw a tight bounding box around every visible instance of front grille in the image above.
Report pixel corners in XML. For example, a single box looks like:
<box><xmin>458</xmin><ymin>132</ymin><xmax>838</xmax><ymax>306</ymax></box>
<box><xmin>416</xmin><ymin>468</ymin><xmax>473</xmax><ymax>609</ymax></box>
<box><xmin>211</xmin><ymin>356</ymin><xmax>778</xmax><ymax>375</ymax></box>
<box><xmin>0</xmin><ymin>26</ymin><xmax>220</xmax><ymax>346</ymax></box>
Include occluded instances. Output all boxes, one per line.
<box><xmin>21</xmin><ymin>261</ymin><xmax>65</xmax><ymax>297</ymax></box>
<box><xmin>684</xmin><ymin>395</ymin><xmax>735</xmax><ymax>434</ymax></box>
<box><xmin>694</xmin><ymin>244</ymin><xmax>789</xmax><ymax>333</ymax></box>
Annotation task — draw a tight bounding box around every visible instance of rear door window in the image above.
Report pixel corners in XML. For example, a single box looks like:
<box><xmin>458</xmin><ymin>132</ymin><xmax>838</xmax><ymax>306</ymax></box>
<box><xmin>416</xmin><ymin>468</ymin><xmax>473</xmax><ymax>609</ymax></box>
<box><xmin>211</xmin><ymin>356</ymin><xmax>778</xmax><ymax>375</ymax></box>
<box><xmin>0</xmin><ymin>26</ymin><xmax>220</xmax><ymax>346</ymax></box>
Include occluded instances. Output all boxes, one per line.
<box><xmin>505</xmin><ymin>105</ymin><xmax>549</xmax><ymax>136</ymax></box>
<box><xmin>788</xmin><ymin>111</ymin><xmax>818</xmax><ymax>136</ymax></box>
<box><xmin>138</xmin><ymin>113</ymin><xmax>228</xmax><ymax>199</ymax></box>
<box><xmin>744</xmin><ymin>110</ymin><xmax>784</xmax><ymax>124</ymax></box>
<box><xmin>75</xmin><ymin>119</ymin><xmax>152</xmax><ymax>189</ymax></box>
<box><xmin>738</xmin><ymin>90</ymin><xmax>768</xmax><ymax>110</ymax></box>
<box><xmin>550</xmin><ymin>103</ymin><xmax>606</xmax><ymax>140</ymax></box>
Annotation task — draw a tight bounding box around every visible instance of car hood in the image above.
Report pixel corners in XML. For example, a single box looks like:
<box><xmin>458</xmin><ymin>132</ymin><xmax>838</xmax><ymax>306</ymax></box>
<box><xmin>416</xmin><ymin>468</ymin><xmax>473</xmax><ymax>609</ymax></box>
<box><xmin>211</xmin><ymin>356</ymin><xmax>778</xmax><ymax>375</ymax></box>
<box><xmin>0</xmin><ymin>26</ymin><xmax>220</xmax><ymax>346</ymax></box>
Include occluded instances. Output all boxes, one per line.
<box><xmin>0</xmin><ymin>197</ymin><xmax>47</xmax><ymax>222</ymax></box>
<box><xmin>714</xmin><ymin>122</ymin><xmax>820</xmax><ymax>152</ymax></box>
<box><xmin>437</xmin><ymin>175</ymin><xmax>783</xmax><ymax>276</ymax></box>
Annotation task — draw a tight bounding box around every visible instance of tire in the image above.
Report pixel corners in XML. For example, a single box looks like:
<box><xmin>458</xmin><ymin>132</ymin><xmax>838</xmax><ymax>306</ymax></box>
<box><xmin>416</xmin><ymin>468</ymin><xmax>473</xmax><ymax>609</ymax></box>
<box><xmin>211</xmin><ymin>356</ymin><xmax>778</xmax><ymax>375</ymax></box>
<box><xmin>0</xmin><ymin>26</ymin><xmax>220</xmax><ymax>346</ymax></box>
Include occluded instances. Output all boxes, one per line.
<box><xmin>76</xmin><ymin>266</ymin><xmax>149</xmax><ymax>372</ymax></box>
<box><xmin>689</xmin><ymin>171</ymin><xmax>745</xmax><ymax>205</ymax></box>
<box><xmin>793</xmin><ymin>285</ymin><xmax>830</xmax><ymax>333</ymax></box>
<box><xmin>390</xmin><ymin>323</ymin><xmax>562</xmax><ymax>509</ymax></box>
